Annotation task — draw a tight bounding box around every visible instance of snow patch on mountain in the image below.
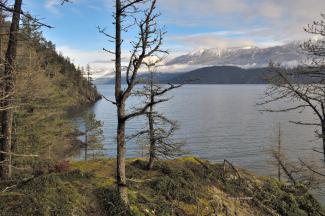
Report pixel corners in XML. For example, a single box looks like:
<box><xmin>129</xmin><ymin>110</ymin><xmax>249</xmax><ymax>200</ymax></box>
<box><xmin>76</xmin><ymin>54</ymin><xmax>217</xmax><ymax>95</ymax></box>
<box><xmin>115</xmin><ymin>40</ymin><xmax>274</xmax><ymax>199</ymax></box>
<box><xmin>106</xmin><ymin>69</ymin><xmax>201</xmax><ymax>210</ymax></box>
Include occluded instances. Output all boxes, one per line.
<box><xmin>166</xmin><ymin>42</ymin><xmax>304</xmax><ymax>68</ymax></box>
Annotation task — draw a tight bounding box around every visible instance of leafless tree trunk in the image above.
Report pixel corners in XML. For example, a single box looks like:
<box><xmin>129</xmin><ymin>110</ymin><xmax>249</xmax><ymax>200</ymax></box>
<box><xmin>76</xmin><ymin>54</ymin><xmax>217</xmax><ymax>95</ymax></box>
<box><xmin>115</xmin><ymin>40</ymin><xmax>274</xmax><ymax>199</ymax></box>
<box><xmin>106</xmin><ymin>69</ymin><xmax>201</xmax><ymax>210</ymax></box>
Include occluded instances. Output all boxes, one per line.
<box><xmin>322</xmin><ymin>121</ymin><xmax>325</xmax><ymax>161</ymax></box>
<box><xmin>129</xmin><ymin>67</ymin><xmax>183</xmax><ymax>170</ymax></box>
<box><xmin>0</xmin><ymin>1</ymin><xmax>5</xmax><ymax>136</ymax></box>
<box><xmin>114</xmin><ymin>0</ymin><xmax>128</xmax><ymax>204</ymax></box>
<box><xmin>145</xmin><ymin>80</ymin><xmax>182</xmax><ymax>170</ymax></box>
<box><xmin>99</xmin><ymin>0</ymin><xmax>166</xmax><ymax>205</ymax></box>
<box><xmin>278</xmin><ymin>123</ymin><xmax>281</xmax><ymax>181</ymax></box>
<box><xmin>84</xmin><ymin>132</ymin><xmax>88</xmax><ymax>161</ymax></box>
<box><xmin>0</xmin><ymin>0</ymin><xmax>22</xmax><ymax>180</ymax></box>
<box><xmin>0</xmin><ymin>0</ymin><xmax>5</xmax><ymax>63</ymax></box>
<box><xmin>147</xmin><ymin>73</ymin><xmax>155</xmax><ymax>170</ymax></box>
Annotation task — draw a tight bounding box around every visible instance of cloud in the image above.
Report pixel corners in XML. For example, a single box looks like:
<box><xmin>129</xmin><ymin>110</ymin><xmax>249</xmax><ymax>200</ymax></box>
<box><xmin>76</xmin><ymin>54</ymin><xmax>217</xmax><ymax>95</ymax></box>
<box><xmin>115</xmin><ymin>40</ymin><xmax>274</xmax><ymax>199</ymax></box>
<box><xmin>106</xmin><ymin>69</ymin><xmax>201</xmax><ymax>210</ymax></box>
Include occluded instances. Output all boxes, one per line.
<box><xmin>160</xmin><ymin>0</ymin><xmax>325</xmax><ymax>45</ymax></box>
<box><xmin>51</xmin><ymin>0</ymin><xmax>325</xmax><ymax>76</ymax></box>
<box><xmin>56</xmin><ymin>46</ymin><xmax>115</xmax><ymax>77</ymax></box>
<box><xmin>156</xmin><ymin>63</ymin><xmax>207</xmax><ymax>73</ymax></box>
<box><xmin>56</xmin><ymin>46</ymin><xmax>145</xmax><ymax>78</ymax></box>
<box><xmin>44</xmin><ymin>0</ymin><xmax>63</xmax><ymax>14</ymax></box>
<box><xmin>45</xmin><ymin>0</ymin><xmax>56</xmax><ymax>8</ymax></box>
<box><xmin>258</xmin><ymin>2</ymin><xmax>283</xmax><ymax>19</ymax></box>
<box><xmin>170</xmin><ymin>31</ymin><xmax>258</xmax><ymax>50</ymax></box>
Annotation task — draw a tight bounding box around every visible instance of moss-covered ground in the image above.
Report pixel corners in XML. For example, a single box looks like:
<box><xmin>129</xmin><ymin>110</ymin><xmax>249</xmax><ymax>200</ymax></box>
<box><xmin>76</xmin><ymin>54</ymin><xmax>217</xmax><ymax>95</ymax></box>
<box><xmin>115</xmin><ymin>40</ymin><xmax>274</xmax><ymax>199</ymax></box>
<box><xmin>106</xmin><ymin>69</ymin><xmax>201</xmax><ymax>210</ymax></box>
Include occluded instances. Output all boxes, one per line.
<box><xmin>0</xmin><ymin>157</ymin><xmax>323</xmax><ymax>216</ymax></box>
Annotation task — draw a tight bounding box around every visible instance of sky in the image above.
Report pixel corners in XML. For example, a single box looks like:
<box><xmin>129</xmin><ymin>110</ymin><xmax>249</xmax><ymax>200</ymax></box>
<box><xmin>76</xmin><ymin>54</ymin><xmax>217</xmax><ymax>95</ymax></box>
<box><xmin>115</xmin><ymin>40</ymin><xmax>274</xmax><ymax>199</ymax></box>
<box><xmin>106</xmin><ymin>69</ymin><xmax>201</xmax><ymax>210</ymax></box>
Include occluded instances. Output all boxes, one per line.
<box><xmin>22</xmin><ymin>0</ymin><xmax>325</xmax><ymax>75</ymax></box>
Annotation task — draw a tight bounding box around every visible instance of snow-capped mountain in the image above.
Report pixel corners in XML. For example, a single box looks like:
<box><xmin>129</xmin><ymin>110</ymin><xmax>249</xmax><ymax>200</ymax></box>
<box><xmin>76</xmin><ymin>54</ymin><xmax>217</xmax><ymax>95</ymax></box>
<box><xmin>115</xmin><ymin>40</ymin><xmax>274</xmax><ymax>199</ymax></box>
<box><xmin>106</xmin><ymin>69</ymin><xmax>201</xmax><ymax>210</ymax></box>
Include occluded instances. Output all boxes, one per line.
<box><xmin>93</xmin><ymin>42</ymin><xmax>306</xmax><ymax>80</ymax></box>
<box><xmin>166</xmin><ymin>42</ymin><xmax>304</xmax><ymax>68</ymax></box>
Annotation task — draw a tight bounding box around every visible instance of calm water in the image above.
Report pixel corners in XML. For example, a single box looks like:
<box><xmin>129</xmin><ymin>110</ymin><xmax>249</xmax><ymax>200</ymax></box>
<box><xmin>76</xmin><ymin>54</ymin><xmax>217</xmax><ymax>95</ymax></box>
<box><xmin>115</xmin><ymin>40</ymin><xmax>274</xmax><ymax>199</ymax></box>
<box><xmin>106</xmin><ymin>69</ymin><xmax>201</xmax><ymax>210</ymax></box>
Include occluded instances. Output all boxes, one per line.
<box><xmin>85</xmin><ymin>84</ymin><xmax>325</xmax><ymax>199</ymax></box>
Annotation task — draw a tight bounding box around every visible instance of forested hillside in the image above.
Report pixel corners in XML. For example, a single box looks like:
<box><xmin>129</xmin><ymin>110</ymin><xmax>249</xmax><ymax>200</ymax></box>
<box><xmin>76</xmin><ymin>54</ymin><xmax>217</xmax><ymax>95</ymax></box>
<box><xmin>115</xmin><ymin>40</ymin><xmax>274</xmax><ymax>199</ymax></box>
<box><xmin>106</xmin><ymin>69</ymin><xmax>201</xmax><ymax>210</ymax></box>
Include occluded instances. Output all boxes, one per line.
<box><xmin>2</xmin><ymin>1</ymin><xmax>325</xmax><ymax>215</ymax></box>
<box><xmin>0</xmin><ymin>14</ymin><xmax>101</xmax><ymax>175</ymax></box>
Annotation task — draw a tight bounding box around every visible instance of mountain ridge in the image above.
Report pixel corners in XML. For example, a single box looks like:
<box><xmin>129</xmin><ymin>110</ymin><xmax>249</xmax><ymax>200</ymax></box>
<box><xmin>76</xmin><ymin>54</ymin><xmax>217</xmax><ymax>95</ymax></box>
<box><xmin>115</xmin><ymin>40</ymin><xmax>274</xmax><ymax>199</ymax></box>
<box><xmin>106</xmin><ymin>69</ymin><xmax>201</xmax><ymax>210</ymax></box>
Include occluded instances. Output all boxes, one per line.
<box><xmin>166</xmin><ymin>42</ymin><xmax>303</xmax><ymax>68</ymax></box>
<box><xmin>94</xmin><ymin>66</ymin><xmax>271</xmax><ymax>84</ymax></box>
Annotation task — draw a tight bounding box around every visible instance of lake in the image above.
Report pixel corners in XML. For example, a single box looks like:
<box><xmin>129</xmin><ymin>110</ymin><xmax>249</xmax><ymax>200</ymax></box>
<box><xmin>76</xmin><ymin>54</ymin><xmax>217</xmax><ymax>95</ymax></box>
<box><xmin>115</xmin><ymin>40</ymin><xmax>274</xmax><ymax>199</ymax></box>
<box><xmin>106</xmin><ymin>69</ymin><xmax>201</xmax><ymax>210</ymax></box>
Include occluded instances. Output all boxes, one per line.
<box><xmin>85</xmin><ymin>84</ymin><xmax>325</xmax><ymax>199</ymax></box>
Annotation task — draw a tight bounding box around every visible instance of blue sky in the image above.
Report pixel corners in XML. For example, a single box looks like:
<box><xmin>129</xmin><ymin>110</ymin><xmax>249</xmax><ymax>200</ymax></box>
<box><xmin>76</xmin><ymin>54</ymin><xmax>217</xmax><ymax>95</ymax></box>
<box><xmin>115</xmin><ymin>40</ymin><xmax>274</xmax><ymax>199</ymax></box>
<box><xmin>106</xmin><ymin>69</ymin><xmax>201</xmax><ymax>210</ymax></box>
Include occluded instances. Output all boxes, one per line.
<box><xmin>23</xmin><ymin>0</ymin><xmax>325</xmax><ymax>75</ymax></box>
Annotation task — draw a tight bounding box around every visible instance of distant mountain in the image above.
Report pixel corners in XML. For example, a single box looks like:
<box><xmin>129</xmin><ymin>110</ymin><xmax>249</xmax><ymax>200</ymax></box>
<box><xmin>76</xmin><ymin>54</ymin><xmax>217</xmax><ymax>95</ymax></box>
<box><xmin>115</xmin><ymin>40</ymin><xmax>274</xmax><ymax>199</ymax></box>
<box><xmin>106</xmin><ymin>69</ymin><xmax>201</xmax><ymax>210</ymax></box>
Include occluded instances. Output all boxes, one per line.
<box><xmin>93</xmin><ymin>72</ymin><xmax>184</xmax><ymax>85</ymax></box>
<box><xmin>167</xmin><ymin>42</ymin><xmax>303</xmax><ymax>68</ymax></box>
<box><xmin>94</xmin><ymin>66</ymin><xmax>272</xmax><ymax>84</ymax></box>
<box><xmin>94</xmin><ymin>42</ymin><xmax>307</xmax><ymax>85</ymax></box>
<box><xmin>165</xmin><ymin>66</ymin><xmax>271</xmax><ymax>84</ymax></box>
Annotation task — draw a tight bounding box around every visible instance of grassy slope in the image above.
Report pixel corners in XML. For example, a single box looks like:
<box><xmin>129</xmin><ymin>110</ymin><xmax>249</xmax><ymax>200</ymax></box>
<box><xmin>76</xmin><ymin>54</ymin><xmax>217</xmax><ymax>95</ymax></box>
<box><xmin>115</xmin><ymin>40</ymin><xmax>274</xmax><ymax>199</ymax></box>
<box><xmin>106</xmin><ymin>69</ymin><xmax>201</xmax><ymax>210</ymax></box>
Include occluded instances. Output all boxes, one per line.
<box><xmin>0</xmin><ymin>157</ymin><xmax>323</xmax><ymax>216</ymax></box>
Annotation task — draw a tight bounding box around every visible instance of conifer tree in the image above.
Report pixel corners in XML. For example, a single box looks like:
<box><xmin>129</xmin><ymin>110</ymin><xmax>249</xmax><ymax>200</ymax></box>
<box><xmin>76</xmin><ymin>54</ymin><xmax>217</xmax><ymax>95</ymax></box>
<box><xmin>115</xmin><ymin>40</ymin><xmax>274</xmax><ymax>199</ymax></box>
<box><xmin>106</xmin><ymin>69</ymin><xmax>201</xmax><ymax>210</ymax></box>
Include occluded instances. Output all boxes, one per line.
<box><xmin>82</xmin><ymin>111</ymin><xmax>104</xmax><ymax>161</ymax></box>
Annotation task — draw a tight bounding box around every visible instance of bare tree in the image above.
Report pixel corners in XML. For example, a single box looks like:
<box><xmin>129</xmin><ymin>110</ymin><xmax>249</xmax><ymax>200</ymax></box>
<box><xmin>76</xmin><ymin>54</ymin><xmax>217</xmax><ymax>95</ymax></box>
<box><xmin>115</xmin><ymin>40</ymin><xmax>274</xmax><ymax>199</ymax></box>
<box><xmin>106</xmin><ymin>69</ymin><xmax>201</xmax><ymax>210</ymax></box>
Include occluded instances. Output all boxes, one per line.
<box><xmin>0</xmin><ymin>2</ymin><xmax>54</xmax><ymax>29</ymax></box>
<box><xmin>99</xmin><ymin>0</ymin><xmax>166</xmax><ymax>204</ymax></box>
<box><xmin>277</xmin><ymin>123</ymin><xmax>281</xmax><ymax>181</ymax></box>
<box><xmin>134</xmin><ymin>68</ymin><xmax>183</xmax><ymax>170</ymax></box>
<box><xmin>0</xmin><ymin>0</ymin><xmax>7</xmax><ymax>63</ymax></box>
<box><xmin>0</xmin><ymin>0</ymin><xmax>22</xmax><ymax>180</ymax></box>
<box><xmin>270</xmin><ymin>124</ymin><xmax>320</xmax><ymax>187</ymax></box>
<box><xmin>261</xmin><ymin>63</ymin><xmax>325</xmax><ymax>160</ymax></box>
<box><xmin>260</xmin><ymin>14</ymin><xmax>325</xmax><ymax>162</ymax></box>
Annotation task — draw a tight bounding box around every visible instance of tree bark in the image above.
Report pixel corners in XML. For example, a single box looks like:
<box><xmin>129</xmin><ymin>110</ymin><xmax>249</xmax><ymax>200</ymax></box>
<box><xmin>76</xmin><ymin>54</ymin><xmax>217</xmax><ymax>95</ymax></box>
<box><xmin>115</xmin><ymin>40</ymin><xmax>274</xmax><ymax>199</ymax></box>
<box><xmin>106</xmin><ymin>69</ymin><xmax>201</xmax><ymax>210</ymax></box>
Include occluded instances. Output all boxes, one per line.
<box><xmin>147</xmin><ymin>105</ymin><xmax>155</xmax><ymax>170</ymax></box>
<box><xmin>115</xmin><ymin>0</ymin><xmax>128</xmax><ymax>205</ymax></box>
<box><xmin>0</xmin><ymin>0</ymin><xmax>22</xmax><ymax>180</ymax></box>
<box><xmin>85</xmin><ymin>133</ymin><xmax>88</xmax><ymax>161</ymax></box>
<box><xmin>117</xmin><ymin>108</ymin><xmax>127</xmax><ymax>204</ymax></box>
<box><xmin>147</xmin><ymin>74</ymin><xmax>155</xmax><ymax>170</ymax></box>
<box><xmin>278</xmin><ymin>123</ymin><xmax>281</xmax><ymax>181</ymax></box>
<box><xmin>322</xmin><ymin>121</ymin><xmax>325</xmax><ymax>162</ymax></box>
<box><xmin>0</xmin><ymin>1</ymin><xmax>4</xmax><ymax>138</ymax></box>
<box><xmin>0</xmin><ymin>1</ymin><xmax>3</xmax><ymax>63</ymax></box>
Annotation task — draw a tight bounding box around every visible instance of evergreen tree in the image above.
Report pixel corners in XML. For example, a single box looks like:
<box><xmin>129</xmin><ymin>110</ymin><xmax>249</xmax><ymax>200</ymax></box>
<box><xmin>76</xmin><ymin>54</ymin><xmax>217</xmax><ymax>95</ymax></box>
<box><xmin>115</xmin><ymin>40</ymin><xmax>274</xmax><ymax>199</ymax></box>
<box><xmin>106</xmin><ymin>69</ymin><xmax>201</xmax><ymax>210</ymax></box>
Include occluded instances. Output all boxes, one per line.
<box><xmin>82</xmin><ymin>111</ymin><xmax>104</xmax><ymax>161</ymax></box>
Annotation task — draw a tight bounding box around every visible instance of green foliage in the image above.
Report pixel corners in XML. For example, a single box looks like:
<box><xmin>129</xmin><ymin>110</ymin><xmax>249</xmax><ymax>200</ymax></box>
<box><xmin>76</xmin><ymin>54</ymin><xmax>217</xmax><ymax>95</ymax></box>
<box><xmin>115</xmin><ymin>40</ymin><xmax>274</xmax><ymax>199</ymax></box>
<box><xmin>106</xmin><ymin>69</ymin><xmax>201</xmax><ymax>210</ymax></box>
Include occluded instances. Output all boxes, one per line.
<box><xmin>149</xmin><ymin>162</ymin><xmax>197</xmax><ymax>204</ymax></box>
<box><xmin>0</xmin><ymin>158</ymin><xmax>324</xmax><ymax>216</ymax></box>
<box><xmin>95</xmin><ymin>187</ymin><xmax>132</xmax><ymax>216</ymax></box>
<box><xmin>0</xmin><ymin>16</ymin><xmax>101</xmax><ymax>175</ymax></box>
<box><xmin>255</xmin><ymin>179</ymin><xmax>324</xmax><ymax>216</ymax></box>
<box><xmin>82</xmin><ymin>111</ymin><xmax>105</xmax><ymax>160</ymax></box>
<box><xmin>14</xmin><ymin>49</ymin><xmax>76</xmax><ymax>162</ymax></box>
<box><xmin>0</xmin><ymin>172</ymin><xmax>88</xmax><ymax>216</ymax></box>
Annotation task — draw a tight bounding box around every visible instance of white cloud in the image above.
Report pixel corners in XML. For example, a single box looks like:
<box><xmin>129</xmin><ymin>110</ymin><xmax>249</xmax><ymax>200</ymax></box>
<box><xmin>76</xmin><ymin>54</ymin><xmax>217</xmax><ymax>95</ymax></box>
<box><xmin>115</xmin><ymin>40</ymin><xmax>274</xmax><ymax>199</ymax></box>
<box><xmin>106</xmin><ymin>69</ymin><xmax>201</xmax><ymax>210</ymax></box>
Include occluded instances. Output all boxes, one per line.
<box><xmin>56</xmin><ymin>46</ymin><xmax>115</xmax><ymax>77</ymax></box>
<box><xmin>45</xmin><ymin>0</ymin><xmax>55</xmax><ymax>8</ymax></box>
<box><xmin>160</xmin><ymin>0</ymin><xmax>325</xmax><ymax>44</ymax></box>
<box><xmin>44</xmin><ymin>0</ymin><xmax>63</xmax><ymax>14</ymax></box>
<box><xmin>170</xmin><ymin>31</ymin><xmax>257</xmax><ymax>50</ymax></box>
<box><xmin>156</xmin><ymin>63</ymin><xmax>207</xmax><ymax>73</ymax></box>
<box><xmin>53</xmin><ymin>1</ymin><xmax>325</xmax><ymax>76</ymax></box>
<box><xmin>258</xmin><ymin>2</ymin><xmax>283</xmax><ymax>19</ymax></box>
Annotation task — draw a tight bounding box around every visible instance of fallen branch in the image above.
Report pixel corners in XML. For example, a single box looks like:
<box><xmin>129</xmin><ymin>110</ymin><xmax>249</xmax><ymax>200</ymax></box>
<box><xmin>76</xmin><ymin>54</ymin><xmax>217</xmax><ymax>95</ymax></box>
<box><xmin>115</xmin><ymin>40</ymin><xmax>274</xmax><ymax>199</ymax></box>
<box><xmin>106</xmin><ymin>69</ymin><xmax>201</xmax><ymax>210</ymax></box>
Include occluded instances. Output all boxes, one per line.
<box><xmin>1</xmin><ymin>184</ymin><xmax>17</xmax><ymax>193</ymax></box>
<box><xmin>223</xmin><ymin>159</ymin><xmax>242</xmax><ymax>183</ymax></box>
<box><xmin>0</xmin><ymin>151</ymin><xmax>38</xmax><ymax>157</ymax></box>
<box><xmin>272</xmin><ymin>151</ymin><xmax>297</xmax><ymax>185</ymax></box>
<box><xmin>193</xmin><ymin>157</ymin><xmax>210</xmax><ymax>170</ymax></box>
<box><xmin>126</xmin><ymin>178</ymin><xmax>155</xmax><ymax>183</ymax></box>
<box><xmin>1</xmin><ymin>176</ymin><xmax>34</xmax><ymax>193</ymax></box>
<box><xmin>251</xmin><ymin>197</ymin><xmax>280</xmax><ymax>216</ymax></box>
